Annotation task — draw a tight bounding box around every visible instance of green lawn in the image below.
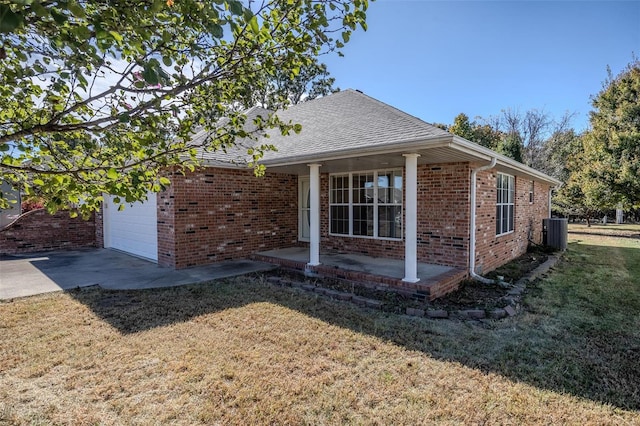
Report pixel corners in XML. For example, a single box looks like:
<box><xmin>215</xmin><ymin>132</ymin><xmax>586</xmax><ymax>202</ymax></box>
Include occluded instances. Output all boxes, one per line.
<box><xmin>1</xmin><ymin>227</ymin><xmax>639</xmax><ymax>424</ymax></box>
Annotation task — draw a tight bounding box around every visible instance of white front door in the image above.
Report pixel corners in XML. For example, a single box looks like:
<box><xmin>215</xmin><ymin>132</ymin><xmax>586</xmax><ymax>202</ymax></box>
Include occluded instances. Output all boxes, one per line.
<box><xmin>299</xmin><ymin>177</ymin><xmax>310</xmax><ymax>241</ymax></box>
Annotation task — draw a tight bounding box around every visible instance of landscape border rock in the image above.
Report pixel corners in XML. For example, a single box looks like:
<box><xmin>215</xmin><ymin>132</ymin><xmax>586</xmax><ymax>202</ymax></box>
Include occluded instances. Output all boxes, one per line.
<box><xmin>264</xmin><ymin>254</ymin><xmax>561</xmax><ymax>321</ymax></box>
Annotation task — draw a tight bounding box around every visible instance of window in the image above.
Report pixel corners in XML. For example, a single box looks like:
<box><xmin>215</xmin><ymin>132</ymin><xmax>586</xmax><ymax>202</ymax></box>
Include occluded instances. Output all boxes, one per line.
<box><xmin>496</xmin><ymin>173</ymin><xmax>515</xmax><ymax>235</ymax></box>
<box><xmin>529</xmin><ymin>180</ymin><xmax>534</xmax><ymax>203</ymax></box>
<box><xmin>330</xmin><ymin>169</ymin><xmax>403</xmax><ymax>239</ymax></box>
<box><xmin>329</xmin><ymin>175</ymin><xmax>350</xmax><ymax>235</ymax></box>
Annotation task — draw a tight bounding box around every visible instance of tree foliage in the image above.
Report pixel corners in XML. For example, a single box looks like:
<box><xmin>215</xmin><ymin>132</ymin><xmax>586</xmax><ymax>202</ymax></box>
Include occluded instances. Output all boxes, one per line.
<box><xmin>480</xmin><ymin>108</ymin><xmax>574</xmax><ymax>170</ymax></box>
<box><xmin>580</xmin><ymin>60</ymin><xmax>640</xmax><ymax>209</ymax></box>
<box><xmin>242</xmin><ymin>57</ymin><xmax>339</xmax><ymax>109</ymax></box>
<box><xmin>0</xmin><ymin>0</ymin><xmax>369</xmax><ymax>215</ymax></box>
<box><xmin>555</xmin><ymin>59</ymin><xmax>640</xmax><ymax>221</ymax></box>
<box><xmin>495</xmin><ymin>133</ymin><xmax>523</xmax><ymax>163</ymax></box>
<box><xmin>445</xmin><ymin>110</ymin><xmax>573</xmax><ymax>164</ymax></box>
<box><xmin>446</xmin><ymin>113</ymin><xmax>502</xmax><ymax>150</ymax></box>
<box><xmin>540</xmin><ymin>129</ymin><xmax>582</xmax><ymax>182</ymax></box>
<box><xmin>448</xmin><ymin>113</ymin><xmax>475</xmax><ymax>141</ymax></box>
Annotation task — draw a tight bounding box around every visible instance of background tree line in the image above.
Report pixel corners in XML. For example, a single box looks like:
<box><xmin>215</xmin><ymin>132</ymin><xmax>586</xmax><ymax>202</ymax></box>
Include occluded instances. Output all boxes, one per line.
<box><xmin>438</xmin><ymin>59</ymin><xmax>640</xmax><ymax>225</ymax></box>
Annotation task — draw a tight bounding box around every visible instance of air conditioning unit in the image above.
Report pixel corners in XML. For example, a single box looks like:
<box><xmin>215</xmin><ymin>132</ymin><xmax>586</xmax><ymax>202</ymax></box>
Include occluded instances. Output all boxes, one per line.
<box><xmin>543</xmin><ymin>218</ymin><xmax>568</xmax><ymax>250</ymax></box>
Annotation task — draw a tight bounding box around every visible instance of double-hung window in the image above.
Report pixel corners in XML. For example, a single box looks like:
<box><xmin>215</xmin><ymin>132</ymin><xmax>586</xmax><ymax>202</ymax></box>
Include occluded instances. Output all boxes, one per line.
<box><xmin>330</xmin><ymin>169</ymin><xmax>403</xmax><ymax>239</ymax></box>
<box><xmin>496</xmin><ymin>173</ymin><xmax>515</xmax><ymax>235</ymax></box>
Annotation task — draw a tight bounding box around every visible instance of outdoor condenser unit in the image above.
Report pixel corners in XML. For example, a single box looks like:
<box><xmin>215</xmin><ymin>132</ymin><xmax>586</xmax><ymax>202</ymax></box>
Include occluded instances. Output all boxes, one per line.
<box><xmin>542</xmin><ymin>218</ymin><xmax>568</xmax><ymax>250</ymax></box>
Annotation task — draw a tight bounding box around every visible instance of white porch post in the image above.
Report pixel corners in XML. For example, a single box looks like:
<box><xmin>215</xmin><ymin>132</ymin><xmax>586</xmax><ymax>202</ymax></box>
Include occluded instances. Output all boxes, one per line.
<box><xmin>403</xmin><ymin>153</ymin><xmax>420</xmax><ymax>283</ymax></box>
<box><xmin>308</xmin><ymin>163</ymin><xmax>322</xmax><ymax>266</ymax></box>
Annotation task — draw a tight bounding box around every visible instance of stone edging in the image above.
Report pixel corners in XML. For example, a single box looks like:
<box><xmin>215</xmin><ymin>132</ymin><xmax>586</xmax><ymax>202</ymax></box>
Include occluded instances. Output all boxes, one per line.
<box><xmin>406</xmin><ymin>254</ymin><xmax>561</xmax><ymax>320</ymax></box>
<box><xmin>265</xmin><ymin>276</ymin><xmax>385</xmax><ymax>309</ymax></box>
<box><xmin>265</xmin><ymin>254</ymin><xmax>561</xmax><ymax>321</ymax></box>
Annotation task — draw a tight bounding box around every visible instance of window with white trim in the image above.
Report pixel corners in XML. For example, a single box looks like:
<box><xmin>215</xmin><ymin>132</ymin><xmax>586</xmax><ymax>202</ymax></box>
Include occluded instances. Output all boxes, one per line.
<box><xmin>330</xmin><ymin>169</ymin><xmax>403</xmax><ymax>239</ymax></box>
<box><xmin>496</xmin><ymin>173</ymin><xmax>515</xmax><ymax>235</ymax></box>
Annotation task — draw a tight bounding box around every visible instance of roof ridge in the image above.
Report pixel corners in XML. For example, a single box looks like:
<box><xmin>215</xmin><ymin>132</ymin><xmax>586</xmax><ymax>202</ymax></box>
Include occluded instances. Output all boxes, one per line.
<box><xmin>344</xmin><ymin>89</ymin><xmax>450</xmax><ymax>134</ymax></box>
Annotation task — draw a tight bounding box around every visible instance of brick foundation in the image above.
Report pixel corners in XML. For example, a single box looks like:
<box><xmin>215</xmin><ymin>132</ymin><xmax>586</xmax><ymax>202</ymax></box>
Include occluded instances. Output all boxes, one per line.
<box><xmin>253</xmin><ymin>252</ymin><xmax>468</xmax><ymax>301</ymax></box>
<box><xmin>0</xmin><ymin>209</ymin><xmax>97</xmax><ymax>254</ymax></box>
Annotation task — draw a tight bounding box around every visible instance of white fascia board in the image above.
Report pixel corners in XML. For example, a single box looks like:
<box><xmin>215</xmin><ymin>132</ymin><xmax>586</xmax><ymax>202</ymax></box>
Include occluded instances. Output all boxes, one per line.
<box><xmin>450</xmin><ymin>136</ymin><xmax>562</xmax><ymax>187</ymax></box>
<box><xmin>259</xmin><ymin>135</ymin><xmax>454</xmax><ymax>168</ymax></box>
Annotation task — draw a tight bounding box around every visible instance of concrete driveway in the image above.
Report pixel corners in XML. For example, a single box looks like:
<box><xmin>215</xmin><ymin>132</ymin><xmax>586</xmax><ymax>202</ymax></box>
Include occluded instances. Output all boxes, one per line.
<box><xmin>0</xmin><ymin>248</ymin><xmax>276</xmax><ymax>300</ymax></box>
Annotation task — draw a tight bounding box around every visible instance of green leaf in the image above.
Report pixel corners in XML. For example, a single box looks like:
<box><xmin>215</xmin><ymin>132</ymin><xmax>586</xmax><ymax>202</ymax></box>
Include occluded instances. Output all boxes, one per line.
<box><xmin>142</xmin><ymin>64</ymin><xmax>159</xmax><ymax>85</ymax></box>
<box><xmin>210</xmin><ymin>23</ymin><xmax>224</xmax><ymax>38</ymax></box>
<box><xmin>229</xmin><ymin>0</ymin><xmax>243</xmax><ymax>16</ymax></box>
<box><xmin>118</xmin><ymin>113</ymin><xmax>131</xmax><ymax>123</ymax></box>
<box><xmin>249</xmin><ymin>16</ymin><xmax>259</xmax><ymax>34</ymax></box>
<box><xmin>107</xmin><ymin>168</ymin><xmax>118</xmax><ymax>179</ymax></box>
<box><xmin>50</xmin><ymin>8</ymin><xmax>67</xmax><ymax>25</ymax></box>
<box><xmin>109</xmin><ymin>31</ymin><xmax>123</xmax><ymax>45</ymax></box>
<box><xmin>0</xmin><ymin>5</ymin><xmax>22</xmax><ymax>33</ymax></box>
<box><xmin>162</xmin><ymin>56</ymin><xmax>172</xmax><ymax>66</ymax></box>
<box><xmin>31</xmin><ymin>2</ymin><xmax>48</xmax><ymax>18</ymax></box>
<box><xmin>33</xmin><ymin>178</ymin><xmax>45</xmax><ymax>186</ymax></box>
<box><xmin>69</xmin><ymin>2</ymin><xmax>85</xmax><ymax>18</ymax></box>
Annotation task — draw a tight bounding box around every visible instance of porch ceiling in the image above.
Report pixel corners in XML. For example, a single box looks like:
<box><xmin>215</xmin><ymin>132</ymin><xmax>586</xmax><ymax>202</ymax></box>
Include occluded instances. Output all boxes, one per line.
<box><xmin>266</xmin><ymin>144</ymin><xmax>486</xmax><ymax>175</ymax></box>
<box><xmin>264</xmin><ymin>139</ymin><xmax>560</xmax><ymax>186</ymax></box>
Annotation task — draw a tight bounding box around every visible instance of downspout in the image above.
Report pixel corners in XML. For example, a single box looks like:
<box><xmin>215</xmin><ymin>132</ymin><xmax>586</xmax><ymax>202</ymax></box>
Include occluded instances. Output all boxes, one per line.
<box><xmin>469</xmin><ymin>157</ymin><xmax>497</xmax><ymax>284</ymax></box>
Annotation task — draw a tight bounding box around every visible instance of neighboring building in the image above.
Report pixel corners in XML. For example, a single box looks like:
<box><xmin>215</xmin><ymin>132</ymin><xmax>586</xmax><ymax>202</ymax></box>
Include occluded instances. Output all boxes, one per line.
<box><xmin>99</xmin><ymin>90</ymin><xmax>560</xmax><ymax>298</ymax></box>
<box><xmin>0</xmin><ymin>181</ymin><xmax>21</xmax><ymax>229</ymax></box>
<box><xmin>0</xmin><ymin>181</ymin><xmax>98</xmax><ymax>255</ymax></box>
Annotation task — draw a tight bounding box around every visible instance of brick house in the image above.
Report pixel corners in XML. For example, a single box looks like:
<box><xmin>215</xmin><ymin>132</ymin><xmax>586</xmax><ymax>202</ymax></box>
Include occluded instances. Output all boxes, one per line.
<box><xmin>100</xmin><ymin>90</ymin><xmax>560</xmax><ymax>298</ymax></box>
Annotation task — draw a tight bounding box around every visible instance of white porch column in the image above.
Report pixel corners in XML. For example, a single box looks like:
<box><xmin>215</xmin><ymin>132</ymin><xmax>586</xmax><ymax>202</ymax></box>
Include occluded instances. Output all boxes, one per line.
<box><xmin>403</xmin><ymin>153</ymin><xmax>420</xmax><ymax>283</ymax></box>
<box><xmin>308</xmin><ymin>163</ymin><xmax>322</xmax><ymax>266</ymax></box>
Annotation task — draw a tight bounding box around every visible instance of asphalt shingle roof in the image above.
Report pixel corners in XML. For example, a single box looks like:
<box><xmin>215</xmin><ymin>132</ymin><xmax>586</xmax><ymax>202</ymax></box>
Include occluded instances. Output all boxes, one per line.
<box><xmin>195</xmin><ymin>89</ymin><xmax>450</xmax><ymax>166</ymax></box>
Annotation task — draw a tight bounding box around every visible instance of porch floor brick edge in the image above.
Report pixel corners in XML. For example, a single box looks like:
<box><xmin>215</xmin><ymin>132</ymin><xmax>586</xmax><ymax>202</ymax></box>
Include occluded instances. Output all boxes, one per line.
<box><xmin>252</xmin><ymin>253</ymin><xmax>469</xmax><ymax>301</ymax></box>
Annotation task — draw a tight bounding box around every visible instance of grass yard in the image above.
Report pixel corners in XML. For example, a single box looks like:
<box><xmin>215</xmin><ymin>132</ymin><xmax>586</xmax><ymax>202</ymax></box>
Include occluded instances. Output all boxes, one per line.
<box><xmin>1</xmin><ymin>226</ymin><xmax>640</xmax><ymax>425</ymax></box>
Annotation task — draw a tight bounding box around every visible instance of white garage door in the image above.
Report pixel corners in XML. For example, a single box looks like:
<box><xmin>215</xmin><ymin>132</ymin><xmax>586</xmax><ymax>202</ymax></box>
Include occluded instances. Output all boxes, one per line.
<box><xmin>103</xmin><ymin>193</ymin><xmax>158</xmax><ymax>262</ymax></box>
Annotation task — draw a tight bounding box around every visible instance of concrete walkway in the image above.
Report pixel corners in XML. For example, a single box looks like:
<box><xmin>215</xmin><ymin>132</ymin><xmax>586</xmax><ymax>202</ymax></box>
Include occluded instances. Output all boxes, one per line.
<box><xmin>0</xmin><ymin>248</ymin><xmax>276</xmax><ymax>300</ymax></box>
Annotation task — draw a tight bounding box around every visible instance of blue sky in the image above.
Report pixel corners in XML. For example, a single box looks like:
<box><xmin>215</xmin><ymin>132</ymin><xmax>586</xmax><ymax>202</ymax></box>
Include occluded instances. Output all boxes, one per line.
<box><xmin>323</xmin><ymin>1</ymin><xmax>639</xmax><ymax>132</ymax></box>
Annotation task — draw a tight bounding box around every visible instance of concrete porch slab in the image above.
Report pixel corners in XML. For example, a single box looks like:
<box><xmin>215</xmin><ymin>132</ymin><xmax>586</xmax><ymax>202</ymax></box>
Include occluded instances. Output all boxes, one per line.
<box><xmin>0</xmin><ymin>248</ymin><xmax>276</xmax><ymax>300</ymax></box>
<box><xmin>255</xmin><ymin>247</ymin><xmax>468</xmax><ymax>300</ymax></box>
<box><xmin>257</xmin><ymin>247</ymin><xmax>453</xmax><ymax>280</ymax></box>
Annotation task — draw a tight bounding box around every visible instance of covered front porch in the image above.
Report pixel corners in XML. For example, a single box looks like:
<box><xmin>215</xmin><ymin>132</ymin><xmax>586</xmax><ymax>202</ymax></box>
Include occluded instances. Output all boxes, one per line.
<box><xmin>254</xmin><ymin>247</ymin><xmax>468</xmax><ymax>300</ymax></box>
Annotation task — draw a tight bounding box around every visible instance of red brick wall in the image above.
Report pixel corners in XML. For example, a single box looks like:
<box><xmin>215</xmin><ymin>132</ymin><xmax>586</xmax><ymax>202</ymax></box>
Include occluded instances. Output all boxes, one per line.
<box><xmin>474</xmin><ymin>170</ymin><xmax>550</xmax><ymax>274</ymax></box>
<box><xmin>95</xmin><ymin>208</ymin><xmax>104</xmax><ymax>248</ymax></box>
<box><xmin>320</xmin><ymin>163</ymin><xmax>471</xmax><ymax>269</ymax></box>
<box><xmin>0</xmin><ymin>209</ymin><xmax>97</xmax><ymax>254</ymax></box>
<box><xmin>154</xmin><ymin>163</ymin><xmax>550</xmax><ymax>276</ymax></box>
<box><xmin>416</xmin><ymin>163</ymin><xmax>470</xmax><ymax>268</ymax></box>
<box><xmin>158</xmin><ymin>168</ymin><xmax>298</xmax><ymax>269</ymax></box>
